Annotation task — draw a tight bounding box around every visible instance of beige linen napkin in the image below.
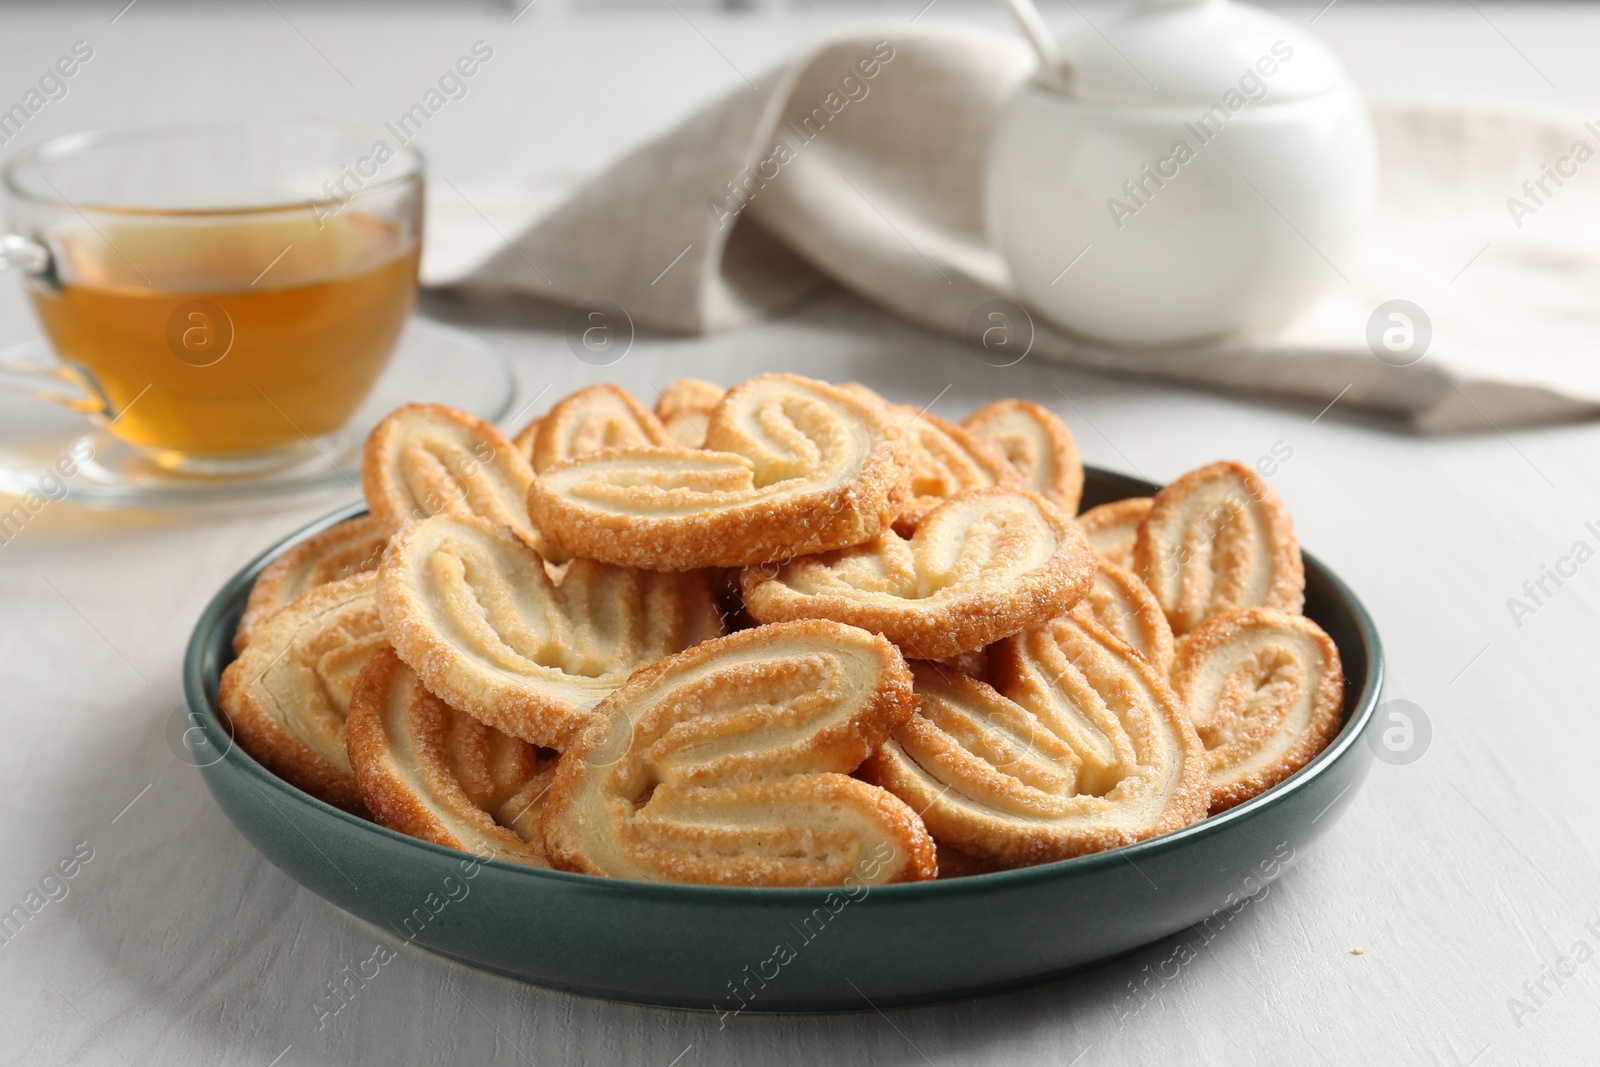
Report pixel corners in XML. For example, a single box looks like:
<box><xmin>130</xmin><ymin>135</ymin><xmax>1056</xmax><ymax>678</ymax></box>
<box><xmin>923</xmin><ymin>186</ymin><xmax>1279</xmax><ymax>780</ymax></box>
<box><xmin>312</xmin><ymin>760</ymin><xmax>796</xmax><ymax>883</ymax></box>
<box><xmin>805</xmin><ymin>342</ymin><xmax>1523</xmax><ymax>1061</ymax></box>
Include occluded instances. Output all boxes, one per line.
<box><xmin>426</xmin><ymin>25</ymin><xmax>1600</xmax><ymax>432</ymax></box>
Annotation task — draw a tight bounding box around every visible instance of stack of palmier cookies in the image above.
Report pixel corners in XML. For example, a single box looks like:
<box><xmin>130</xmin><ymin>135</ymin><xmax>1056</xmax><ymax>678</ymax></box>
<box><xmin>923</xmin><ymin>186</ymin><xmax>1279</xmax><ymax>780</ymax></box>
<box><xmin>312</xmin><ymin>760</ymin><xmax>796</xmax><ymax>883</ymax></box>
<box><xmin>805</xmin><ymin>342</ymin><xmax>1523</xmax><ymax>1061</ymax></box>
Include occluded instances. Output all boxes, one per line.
<box><xmin>220</xmin><ymin>374</ymin><xmax>1343</xmax><ymax>887</ymax></box>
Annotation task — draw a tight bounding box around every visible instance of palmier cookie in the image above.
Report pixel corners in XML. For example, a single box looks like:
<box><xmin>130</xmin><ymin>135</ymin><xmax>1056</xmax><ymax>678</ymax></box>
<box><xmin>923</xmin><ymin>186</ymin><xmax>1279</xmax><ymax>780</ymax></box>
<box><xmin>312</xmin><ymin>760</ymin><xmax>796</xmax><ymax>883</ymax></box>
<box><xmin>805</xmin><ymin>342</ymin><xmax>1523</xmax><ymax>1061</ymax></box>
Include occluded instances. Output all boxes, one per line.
<box><xmin>1071</xmin><ymin>561</ymin><xmax>1175</xmax><ymax>674</ymax></box>
<box><xmin>348</xmin><ymin>648</ymin><xmax>555</xmax><ymax>866</ymax></box>
<box><xmin>542</xmin><ymin>620</ymin><xmax>936</xmax><ymax>886</ymax></box>
<box><xmin>218</xmin><ymin>573</ymin><xmax>387</xmax><ymax>813</ymax></box>
<box><xmin>233</xmin><ymin>515</ymin><xmax>389</xmax><ymax>653</ymax></box>
<box><xmin>883</xmin><ymin>404</ymin><xmax>1023</xmax><ymax>534</ymax></box>
<box><xmin>362</xmin><ymin>403</ymin><xmax>538</xmax><ymax>546</ymax></box>
<box><xmin>860</xmin><ymin>615</ymin><xmax>1208</xmax><ymax>867</ymax></box>
<box><xmin>377</xmin><ymin>515</ymin><xmax>724</xmax><ymax>748</ymax></box>
<box><xmin>1135</xmin><ymin>461</ymin><xmax>1304</xmax><ymax>635</ymax></box>
<box><xmin>740</xmin><ymin>489</ymin><xmax>1096</xmax><ymax>660</ymax></box>
<box><xmin>528</xmin><ymin>373</ymin><xmax>913</xmax><ymax>571</ymax></box>
<box><xmin>1077</xmin><ymin>498</ymin><xmax>1151</xmax><ymax>571</ymax></box>
<box><xmin>961</xmin><ymin>400</ymin><xmax>1083</xmax><ymax>514</ymax></box>
<box><xmin>530</xmin><ymin>384</ymin><xmax>671</xmax><ymax>473</ymax></box>
<box><xmin>1170</xmin><ymin>608</ymin><xmax>1343</xmax><ymax>814</ymax></box>
<box><xmin>654</xmin><ymin>378</ymin><xmax>725</xmax><ymax>447</ymax></box>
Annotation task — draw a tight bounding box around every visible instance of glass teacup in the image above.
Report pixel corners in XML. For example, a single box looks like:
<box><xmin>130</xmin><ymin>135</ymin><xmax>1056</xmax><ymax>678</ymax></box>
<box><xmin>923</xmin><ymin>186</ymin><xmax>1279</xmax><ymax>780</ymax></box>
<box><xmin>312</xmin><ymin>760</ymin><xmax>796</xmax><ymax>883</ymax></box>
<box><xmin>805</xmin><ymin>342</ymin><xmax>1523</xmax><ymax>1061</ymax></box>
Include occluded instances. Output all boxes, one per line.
<box><xmin>0</xmin><ymin>120</ymin><xmax>423</xmax><ymax>474</ymax></box>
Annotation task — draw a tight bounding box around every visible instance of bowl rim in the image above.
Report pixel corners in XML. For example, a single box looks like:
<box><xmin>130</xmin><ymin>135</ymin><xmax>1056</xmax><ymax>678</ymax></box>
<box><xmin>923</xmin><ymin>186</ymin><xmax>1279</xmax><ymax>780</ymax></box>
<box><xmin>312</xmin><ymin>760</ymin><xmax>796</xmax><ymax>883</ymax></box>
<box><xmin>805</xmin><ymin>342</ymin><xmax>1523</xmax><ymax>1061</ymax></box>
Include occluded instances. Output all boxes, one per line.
<box><xmin>182</xmin><ymin>467</ymin><xmax>1384</xmax><ymax>904</ymax></box>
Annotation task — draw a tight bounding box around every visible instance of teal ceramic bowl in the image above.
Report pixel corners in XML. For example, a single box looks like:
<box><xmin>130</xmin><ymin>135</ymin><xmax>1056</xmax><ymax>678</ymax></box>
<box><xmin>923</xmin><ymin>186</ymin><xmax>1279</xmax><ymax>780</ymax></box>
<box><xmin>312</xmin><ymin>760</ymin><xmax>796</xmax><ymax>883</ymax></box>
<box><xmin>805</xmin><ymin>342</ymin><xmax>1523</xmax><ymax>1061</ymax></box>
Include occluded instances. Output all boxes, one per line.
<box><xmin>182</xmin><ymin>467</ymin><xmax>1383</xmax><ymax>1012</ymax></box>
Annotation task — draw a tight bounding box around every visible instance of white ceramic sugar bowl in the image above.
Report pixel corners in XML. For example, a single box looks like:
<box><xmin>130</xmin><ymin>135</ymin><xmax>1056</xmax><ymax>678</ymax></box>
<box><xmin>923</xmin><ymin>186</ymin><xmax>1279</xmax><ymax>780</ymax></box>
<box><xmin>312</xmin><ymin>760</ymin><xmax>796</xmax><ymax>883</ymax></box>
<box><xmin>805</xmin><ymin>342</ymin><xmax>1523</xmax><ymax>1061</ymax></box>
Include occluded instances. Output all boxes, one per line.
<box><xmin>986</xmin><ymin>0</ymin><xmax>1376</xmax><ymax>347</ymax></box>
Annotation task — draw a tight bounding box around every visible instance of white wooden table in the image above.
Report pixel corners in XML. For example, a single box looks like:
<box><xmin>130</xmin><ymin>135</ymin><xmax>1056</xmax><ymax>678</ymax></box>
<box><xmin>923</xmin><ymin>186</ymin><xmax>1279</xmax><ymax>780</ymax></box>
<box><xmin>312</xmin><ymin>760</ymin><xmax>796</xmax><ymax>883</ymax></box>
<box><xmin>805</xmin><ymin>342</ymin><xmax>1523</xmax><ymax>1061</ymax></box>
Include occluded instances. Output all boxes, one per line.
<box><xmin>3</xmin><ymin>4</ymin><xmax>1599</xmax><ymax>1065</ymax></box>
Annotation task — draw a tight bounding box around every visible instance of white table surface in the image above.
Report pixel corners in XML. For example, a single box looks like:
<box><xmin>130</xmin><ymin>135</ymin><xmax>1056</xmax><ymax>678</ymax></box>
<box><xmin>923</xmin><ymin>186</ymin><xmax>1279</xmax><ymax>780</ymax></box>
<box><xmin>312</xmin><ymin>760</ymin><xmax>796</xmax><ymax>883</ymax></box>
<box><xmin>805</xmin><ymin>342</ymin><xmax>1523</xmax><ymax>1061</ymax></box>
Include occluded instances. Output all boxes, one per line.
<box><xmin>4</xmin><ymin>3</ymin><xmax>1600</xmax><ymax>1065</ymax></box>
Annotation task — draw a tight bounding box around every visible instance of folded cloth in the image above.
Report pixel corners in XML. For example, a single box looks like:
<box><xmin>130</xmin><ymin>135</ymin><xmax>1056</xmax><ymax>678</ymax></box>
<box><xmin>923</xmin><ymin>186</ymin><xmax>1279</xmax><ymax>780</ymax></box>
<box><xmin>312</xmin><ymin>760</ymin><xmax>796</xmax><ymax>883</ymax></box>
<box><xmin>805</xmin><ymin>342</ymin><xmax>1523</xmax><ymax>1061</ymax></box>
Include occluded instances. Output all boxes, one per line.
<box><xmin>426</xmin><ymin>25</ymin><xmax>1600</xmax><ymax>432</ymax></box>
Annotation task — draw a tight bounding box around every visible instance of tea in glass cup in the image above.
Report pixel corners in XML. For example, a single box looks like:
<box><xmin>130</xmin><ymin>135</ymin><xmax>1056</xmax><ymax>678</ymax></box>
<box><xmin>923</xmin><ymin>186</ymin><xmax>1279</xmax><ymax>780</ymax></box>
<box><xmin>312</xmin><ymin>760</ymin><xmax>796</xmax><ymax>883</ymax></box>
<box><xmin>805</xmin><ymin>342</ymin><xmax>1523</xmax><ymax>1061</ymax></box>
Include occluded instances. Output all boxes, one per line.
<box><xmin>1</xmin><ymin>121</ymin><xmax>423</xmax><ymax>473</ymax></box>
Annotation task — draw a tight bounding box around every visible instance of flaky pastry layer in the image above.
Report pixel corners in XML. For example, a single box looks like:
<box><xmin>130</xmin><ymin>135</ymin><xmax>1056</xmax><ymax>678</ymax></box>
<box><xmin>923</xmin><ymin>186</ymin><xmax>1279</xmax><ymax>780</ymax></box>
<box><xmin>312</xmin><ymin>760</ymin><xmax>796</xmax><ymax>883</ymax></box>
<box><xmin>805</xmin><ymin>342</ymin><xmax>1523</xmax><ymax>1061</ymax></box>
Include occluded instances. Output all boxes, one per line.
<box><xmin>362</xmin><ymin>402</ymin><xmax>540</xmax><ymax>547</ymax></box>
<box><xmin>528</xmin><ymin>373</ymin><xmax>913</xmax><ymax>570</ymax></box>
<box><xmin>542</xmin><ymin>620</ymin><xmax>936</xmax><ymax>886</ymax></box>
<box><xmin>1071</xmin><ymin>561</ymin><xmax>1175</xmax><ymax>674</ymax></box>
<box><xmin>1134</xmin><ymin>461</ymin><xmax>1304</xmax><ymax>635</ymax></box>
<box><xmin>347</xmin><ymin>647</ymin><xmax>554</xmax><ymax>866</ymax></box>
<box><xmin>1170</xmin><ymin>607</ymin><xmax>1343</xmax><ymax>814</ymax></box>
<box><xmin>860</xmin><ymin>615</ymin><xmax>1208</xmax><ymax>867</ymax></box>
<box><xmin>740</xmin><ymin>489</ymin><xmax>1095</xmax><ymax>659</ymax></box>
<box><xmin>1077</xmin><ymin>497</ymin><xmax>1152</xmax><ymax>572</ymax></box>
<box><xmin>233</xmin><ymin>515</ymin><xmax>389</xmax><ymax>654</ymax></box>
<box><xmin>883</xmin><ymin>404</ymin><xmax>1024</xmax><ymax>534</ymax></box>
<box><xmin>219</xmin><ymin>572</ymin><xmax>387</xmax><ymax>813</ymax></box>
<box><xmin>531</xmin><ymin>384</ymin><xmax>671</xmax><ymax>473</ymax></box>
<box><xmin>961</xmin><ymin>400</ymin><xmax>1083</xmax><ymax>514</ymax></box>
<box><xmin>654</xmin><ymin>378</ymin><xmax>725</xmax><ymax>447</ymax></box>
<box><xmin>378</xmin><ymin>515</ymin><xmax>724</xmax><ymax>748</ymax></box>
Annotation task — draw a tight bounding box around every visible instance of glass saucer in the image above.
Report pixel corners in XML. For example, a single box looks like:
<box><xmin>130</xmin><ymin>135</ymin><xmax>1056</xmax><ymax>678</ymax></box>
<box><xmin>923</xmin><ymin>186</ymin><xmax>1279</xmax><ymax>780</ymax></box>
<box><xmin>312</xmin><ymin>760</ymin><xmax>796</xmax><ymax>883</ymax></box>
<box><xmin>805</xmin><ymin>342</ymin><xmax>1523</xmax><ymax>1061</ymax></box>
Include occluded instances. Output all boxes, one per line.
<box><xmin>0</xmin><ymin>317</ymin><xmax>514</xmax><ymax>512</ymax></box>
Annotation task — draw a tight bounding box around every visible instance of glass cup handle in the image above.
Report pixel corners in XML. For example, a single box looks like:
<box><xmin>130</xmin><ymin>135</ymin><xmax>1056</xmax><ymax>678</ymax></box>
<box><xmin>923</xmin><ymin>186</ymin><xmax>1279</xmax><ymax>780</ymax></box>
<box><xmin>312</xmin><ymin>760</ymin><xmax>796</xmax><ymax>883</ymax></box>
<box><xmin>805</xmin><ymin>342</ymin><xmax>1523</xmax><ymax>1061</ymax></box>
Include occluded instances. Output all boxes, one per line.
<box><xmin>0</xmin><ymin>233</ymin><xmax>104</xmax><ymax>415</ymax></box>
<box><xmin>0</xmin><ymin>233</ymin><xmax>51</xmax><ymax>276</ymax></box>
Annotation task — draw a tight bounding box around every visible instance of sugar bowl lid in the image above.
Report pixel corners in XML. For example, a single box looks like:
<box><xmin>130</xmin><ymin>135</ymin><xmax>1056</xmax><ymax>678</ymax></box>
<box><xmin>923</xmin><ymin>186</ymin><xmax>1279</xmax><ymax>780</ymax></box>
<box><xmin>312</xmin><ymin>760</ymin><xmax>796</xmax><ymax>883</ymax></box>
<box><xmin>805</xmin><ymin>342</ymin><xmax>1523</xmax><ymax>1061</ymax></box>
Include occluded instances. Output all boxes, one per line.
<box><xmin>1038</xmin><ymin>0</ymin><xmax>1350</xmax><ymax>105</ymax></box>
